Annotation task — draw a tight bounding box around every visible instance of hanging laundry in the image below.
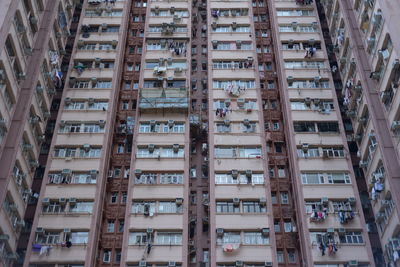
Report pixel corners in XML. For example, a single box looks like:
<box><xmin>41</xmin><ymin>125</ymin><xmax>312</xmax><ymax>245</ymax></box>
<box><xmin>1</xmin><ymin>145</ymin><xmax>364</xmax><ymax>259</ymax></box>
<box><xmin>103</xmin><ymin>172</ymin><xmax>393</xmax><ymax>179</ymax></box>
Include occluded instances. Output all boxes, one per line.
<box><xmin>49</xmin><ymin>51</ymin><xmax>60</xmax><ymax>66</ymax></box>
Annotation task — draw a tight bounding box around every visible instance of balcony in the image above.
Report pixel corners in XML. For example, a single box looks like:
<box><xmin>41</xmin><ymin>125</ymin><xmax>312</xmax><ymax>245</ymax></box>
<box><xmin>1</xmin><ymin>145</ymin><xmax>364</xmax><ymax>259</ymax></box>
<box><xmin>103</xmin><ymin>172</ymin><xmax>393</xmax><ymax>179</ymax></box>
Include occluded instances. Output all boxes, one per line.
<box><xmin>311</xmin><ymin>243</ymin><xmax>369</xmax><ymax>263</ymax></box>
<box><xmin>30</xmin><ymin>244</ymin><xmax>86</xmax><ymax>263</ymax></box>
<box><xmin>38</xmin><ymin>213</ymin><xmax>92</xmax><ymax>229</ymax></box>
<box><xmin>131</xmin><ymin>185</ymin><xmax>184</xmax><ymax>199</ymax></box>
<box><xmin>126</xmin><ymin>245</ymin><xmax>182</xmax><ymax>262</ymax></box>
<box><xmin>215</xmin><ymin>245</ymin><xmax>273</xmax><ymax>262</ymax></box>
<box><xmin>139</xmin><ymin>88</ymin><xmax>188</xmax><ymax>111</ymax></box>
<box><xmin>216</xmin><ymin>214</ymin><xmax>269</xmax><ymax>229</ymax></box>
<box><xmin>44</xmin><ymin>184</ymin><xmax>96</xmax><ymax>199</ymax></box>
<box><xmin>129</xmin><ymin>214</ymin><xmax>183</xmax><ymax>229</ymax></box>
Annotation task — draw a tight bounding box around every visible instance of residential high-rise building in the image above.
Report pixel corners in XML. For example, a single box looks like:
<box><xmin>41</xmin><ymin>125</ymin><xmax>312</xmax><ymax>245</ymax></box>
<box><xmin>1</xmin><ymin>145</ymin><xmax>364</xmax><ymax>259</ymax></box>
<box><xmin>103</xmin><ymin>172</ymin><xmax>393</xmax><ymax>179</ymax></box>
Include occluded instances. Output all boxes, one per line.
<box><xmin>0</xmin><ymin>0</ymin><xmax>399</xmax><ymax>267</ymax></box>
<box><xmin>0</xmin><ymin>0</ymin><xmax>80</xmax><ymax>266</ymax></box>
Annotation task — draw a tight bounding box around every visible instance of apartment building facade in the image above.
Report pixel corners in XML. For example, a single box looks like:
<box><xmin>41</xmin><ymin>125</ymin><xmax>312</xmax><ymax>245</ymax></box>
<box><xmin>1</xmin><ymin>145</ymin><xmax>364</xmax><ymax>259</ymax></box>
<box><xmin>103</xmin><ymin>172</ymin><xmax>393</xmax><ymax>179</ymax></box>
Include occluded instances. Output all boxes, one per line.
<box><xmin>318</xmin><ymin>0</ymin><xmax>400</xmax><ymax>266</ymax></box>
<box><xmin>0</xmin><ymin>0</ymin><xmax>80</xmax><ymax>266</ymax></box>
<box><xmin>0</xmin><ymin>0</ymin><xmax>395</xmax><ymax>266</ymax></box>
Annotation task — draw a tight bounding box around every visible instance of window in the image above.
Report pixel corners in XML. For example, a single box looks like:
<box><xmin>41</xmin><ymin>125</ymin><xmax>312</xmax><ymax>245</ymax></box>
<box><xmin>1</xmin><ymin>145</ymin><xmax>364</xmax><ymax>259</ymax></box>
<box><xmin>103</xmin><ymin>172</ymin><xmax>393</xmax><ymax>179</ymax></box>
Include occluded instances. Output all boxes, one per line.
<box><xmin>42</xmin><ymin>201</ymin><xmax>65</xmax><ymax>213</ymax></box>
<box><xmin>216</xmin><ymin>202</ymin><xmax>240</xmax><ymax>213</ymax></box>
<box><xmin>293</xmin><ymin>121</ymin><xmax>316</xmax><ymax>132</ymax></box>
<box><xmin>103</xmin><ymin>250</ymin><xmax>111</xmax><ymax>263</ymax></box>
<box><xmin>107</xmin><ymin>220</ymin><xmax>115</xmax><ymax>233</ymax></box>
<box><xmin>156</xmin><ymin>232</ymin><xmax>182</xmax><ymax>245</ymax></box>
<box><xmin>274</xmin><ymin>220</ymin><xmax>281</xmax><ymax>232</ymax></box>
<box><xmin>118</xmin><ymin>220</ymin><xmax>124</xmax><ymax>232</ymax></box>
<box><xmin>79</xmin><ymin>148</ymin><xmax>101</xmax><ymax>158</ymax></box>
<box><xmin>288</xmin><ymin>250</ymin><xmax>296</xmax><ymax>263</ymax></box>
<box><xmin>115</xmin><ymin>249</ymin><xmax>121</xmax><ymax>263</ymax></box>
<box><xmin>217</xmin><ymin>232</ymin><xmax>241</xmax><ymax>245</ymax></box>
<box><xmin>129</xmin><ymin>232</ymin><xmax>150</xmax><ymax>245</ymax></box>
<box><xmin>216</xmin><ymin>123</ymin><xmax>231</xmax><ymax>133</ymax></box>
<box><xmin>281</xmin><ymin>192</ymin><xmax>289</xmax><ymax>204</ymax></box>
<box><xmin>37</xmin><ymin>231</ymin><xmax>60</xmax><ymax>244</ymax></box>
<box><xmin>70</xmin><ymin>232</ymin><xmax>89</xmax><ymax>244</ymax></box>
<box><xmin>317</xmin><ymin>122</ymin><xmax>339</xmax><ymax>133</ymax></box>
<box><xmin>135</xmin><ymin>173</ymin><xmax>157</xmax><ymax>184</ymax></box>
<box><xmin>339</xmin><ymin>231</ymin><xmax>364</xmax><ymax>244</ymax></box>
<box><xmin>301</xmin><ymin>173</ymin><xmax>324</xmax><ymax>184</ymax></box>
<box><xmin>69</xmin><ymin>202</ymin><xmax>94</xmax><ymax>213</ymax></box>
<box><xmin>111</xmin><ymin>193</ymin><xmax>118</xmax><ymax>203</ymax></box>
<box><xmin>132</xmin><ymin>202</ymin><xmax>156</xmax><ymax>214</ymax></box>
<box><xmin>160</xmin><ymin>173</ymin><xmax>183</xmax><ymax>184</ymax></box>
<box><xmin>284</xmin><ymin>221</ymin><xmax>292</xmax><ymax>232</ymax></box>
<box><xmin>297</xmin><ymin>147</ymin><xmax>320</xmax><ymax>158</ymax></box>
<box><xmin>277</xmin><ymin>250</ymin><xmax>284</xmax><ymax>263</ymax></box>
<box><xmin>277</xmin><ymin>167</ymin><xmax>286</xmax><ymax>177</ymax></box>
<box><xmin>271</xmin><ymin>192</ymin><xmax>277</xmax><ymax>204</ymax></box>
<box><xmin>121</xmin><ymin>193</ymin><xmax>127</xmax><ymax>203</ymax></box>
<box><xmin>243</xmin><ymin>232</ymin><xmax>269</xmax><ymax>244</ymax></box>
<box><xmin>242</xmin><ymin>201</ymin><xmax>266</xmax><ymax>213</ymax></box>
<box><xmin>158</xmin><ymin>202</ymin><xmax>181</xmax><ymax>213</ymax></box>
<box><xmin>327</xmin><ymin>173</ymin><xmax>351</xmax><ymax>184</ymax></box>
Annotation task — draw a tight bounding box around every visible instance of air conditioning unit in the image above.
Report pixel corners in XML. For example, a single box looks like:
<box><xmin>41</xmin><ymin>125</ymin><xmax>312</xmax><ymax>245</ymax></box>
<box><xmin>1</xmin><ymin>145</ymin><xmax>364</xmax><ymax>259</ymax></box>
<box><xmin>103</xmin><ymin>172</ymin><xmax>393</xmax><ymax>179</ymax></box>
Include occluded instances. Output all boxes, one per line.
<box><xmin>224</xmin><ymin>119</ymin><xmax>230</xmax><ymax>126</ymax></box>
<box><xmin>371</xmin><ymin>72</ymin><xmax>381</xmax><ymax>80</ymax></box>
<box><xmin>168</xmin><ymin>120</ymin><xmax>175</xmax><ymax>128</ymax></box>
<box><xmin>147</xmin><ymin>228</ymin><xmax>154</xmax><ymax>234</ymax></box>
<box><xmin>233</xmin><ymin>198</ymin><xmax>240</xmax><ymax>205</ymax></box>
<box><xmin>35</xmin><ymin>227</ymin><xmax>44</xmax><ymax>233</ymax></box>
<box><xmin>301</xmin><ymin>143</ymin><xmax>309</xmax><ymax>152</ymax></box>
<box><xmin>30</xmin><ymin>160</ymin><xmax>39</xmax><ymax>168</ymax></box>
<box><xmin>261</xmin><ymin>228</ymin><xmax>270</xmax><ymax>236</ymax></box>
<box><xmin>391</xmin><ymin>121</ymin><xmax>400</xmax><ymax>130</ymax></box>
<box><xmin>15</xmin><ymin>219</ymin><xmax>25</xmax><ymax>228</ymax></box>
<box><xmin>353</xmin><ymin>134</ymin><xmax>362</xmax><ymax>141</ymax></box>
<box><xmin>212</xmin><ymin>40</ymin><xmax>218</xmax><ymax>48</ymax></box>
<box><xmin>134</xmin><ymin>169</ymin><xmax>142</xmax><ymax>178</ymax></box>
<box><xmin>259</xmin><ymin>197</ymin><xmax>267</xmax><ymax>206</ymax></box>
<box><xmin>348</xmin><ymin>197</ymin><xmax>356</xmax><ymax>204</ymax></box>
<box><xmin>139</xmin><ymin>261</ymin><xmax>147</xmax><ymax>267</ymax></box>
<box><xmin>305</xmin><ymin>97</ymin><xmax>311</xmax><ymax>106</ymax></box>
<box><xmin>90</xmin><ymin>170</ymin><xmax>98</xmax><ymax>177</ymax></box>
<box><xmin>216</xmin><ymin>228</ymin><xmax>224</xmax><ymax>236</ymax></box>
<box><xmin>168</xmin><ymin>262</ymin><xmax>176</xmax><ymax>267</ymax></box>
<box><xmin>346</xmin><ymin>110</ymin><xmax>356</xmax><ymax>118</ymax></box>
<box><xmin>0</xmin><ymin>234</ymin><xmax>9</xmax><ymax>241</ymax></box>
<box><xmin>22</xmin><ymin>144</ymin><xmax>34</xmax><ymax>152</ymax></box>
<box><xmin>83</xmin><ymin>144</ymin><xmax>91</xmax><ymax>152</ymax></box>
<box><xmin>231</xmin><ymin>169</ymin><xmax>239</xmax><ymax>179</ymax></box>
<box><xmin>0</xmin><ymin>69</ymin><xmax>5</xmax><ymax>81</ymax></box>
<box><xmin>42</xmin><ymin>198</ymin><xmax>50</xmax><ymax>205</ymax></box>
<box><xmin>62</xmin><ymin>169</ymin><xmax>72</xmax><ymax>176</ymax></box>
<box><xmin>175</xmin><ymin>198</ymin><xmax>183</xmax><ymax>205</ymax></box>
<box><xmin>359</xmin><ymin>160</ymin><xmax>368</xmax><ymax>168</ymax></box>
<box><xmin>245</xmin><ymin>170</ymin><xmax>252</xmax><ymax>178</ymax></box>
<box><xmin>375</xmin><ymin>212</ymin><xmax>385</xmax><ymax>222</ymax></box>
<box><xmin>327</xmin><ymin>228</ymin><xmax>334</xmax><ymax>233</ymax></box>
<box><xmin>0</xmin><ymin>119</ymin><xmax>6</xmax><ymax>129</ymax></box>
<box><xmin>148</xmin><ymin>144</ymin><xmax>155</xmax><ymax>153</ymax></box>
<box><xmin>59</xmin><ymin>198</ymin><xmax>66</xmax><ymax>204</ymax></box>
<box><xmin>264</xmin><ymin>262</ymin><xmax>273</xmax><ymax>267</ymax></box>
<box><xmin>98</xmin><ymin>120</ymin><xmax>106</xmax><ymax>127</ymax></box>
<box><xmin>173</xmin><ymin>144</ymin><xmax>180</xmax><ymax>153</ymax></box>
<box><xmin>393</xmin><ymin>59</ymin><xmax>400</xmax><ymax>70</ymax></box>
<box><xmin>381</xmin><ymin>199</ymin><xmax>391</xmax><ymax>208</ymax></box>
<box><xmin>321</xmin><ymin>197</ymin><xmax>329</xmax><ymax>204</ymax></box>
<box><xmin>64</xmin><ymin>228</ymin><xmax>71</xmax><ymax>233</ymax></box>
<box><xmin>348</xmin><ymin>260</ymin><xmax>358</xmax><ymax>267</ymax></box>
<box><xmin>236</xmin><ymin>40</ymin><xmax>242</xmax><ymax>48</ymax></box>
<box><xmin>235</xmin><ymin>261</ymin><xmax>243</xmax><ymax>267</ymax></box>
<box><xmin>69</xmin><ymin>198</ymin><xmax>77</xmax><ymax>204</ymax></box>
<box><xmin>243</xmin><ymin>119</ymin><xmax>250</xmax><ymax>127</ymax></box>
<box><xmin>338</xmin><ymin>228</ymin><xmax>346</xmax><ymax>235</ymax></box>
